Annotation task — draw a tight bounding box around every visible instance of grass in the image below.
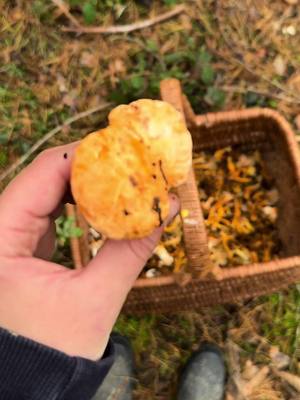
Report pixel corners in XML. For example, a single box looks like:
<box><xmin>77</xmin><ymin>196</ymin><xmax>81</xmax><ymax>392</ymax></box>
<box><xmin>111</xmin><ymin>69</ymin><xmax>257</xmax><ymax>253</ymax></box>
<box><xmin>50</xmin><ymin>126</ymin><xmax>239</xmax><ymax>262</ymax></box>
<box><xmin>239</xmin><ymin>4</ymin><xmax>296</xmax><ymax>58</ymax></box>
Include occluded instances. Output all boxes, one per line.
<box><xmin>114</xmin><ymin>293</ymin><xmax>300</xmax><ymax>397</ymax></box>
<box><xmin>1</xmin><ymin>0</ymin><xmax>300</xmax><ymax>397</ymax></box>
<box><xmin>262</xmin><ymin>287</ymin><xmax>300</xmax><ymax>359</ymax></box>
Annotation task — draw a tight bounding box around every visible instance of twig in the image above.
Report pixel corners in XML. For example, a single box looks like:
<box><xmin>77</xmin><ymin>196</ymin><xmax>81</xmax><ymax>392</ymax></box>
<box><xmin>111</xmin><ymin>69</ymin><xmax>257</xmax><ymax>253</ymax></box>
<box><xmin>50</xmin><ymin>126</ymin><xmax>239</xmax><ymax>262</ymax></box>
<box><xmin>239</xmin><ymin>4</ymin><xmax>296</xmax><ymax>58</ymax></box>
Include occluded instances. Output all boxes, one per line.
<box><xmin>219</xmin><ymin>85</ymin><xmax>300</xmax><ymax>104</ymax></box>
<box><xmin>244</xmin><ymin>366</ymin><xmax>270</xmax><ymax>396</ymax></box>
<box><xmin>51</xmin><ymin>0</ymin><xmax>81</xmax><ymax>28</ymax></box>
<box><xmin>272</xmin><ymin>369</ymin><xmax>300</xmax><ymax>392</ymax></box>
<box><xmin>226</xmin><ymin>340</ymin><xmax>247</xmax><ymax>400</ymax></box>
<box><xmin>62</xmin><ymin>4</ymin><xmax>185</xmax><ymax>34</ymax></box>
<box><xmin>0</xmin><ymin>102</ymin><xmax>112</xmax><ymax>183</ymax></box>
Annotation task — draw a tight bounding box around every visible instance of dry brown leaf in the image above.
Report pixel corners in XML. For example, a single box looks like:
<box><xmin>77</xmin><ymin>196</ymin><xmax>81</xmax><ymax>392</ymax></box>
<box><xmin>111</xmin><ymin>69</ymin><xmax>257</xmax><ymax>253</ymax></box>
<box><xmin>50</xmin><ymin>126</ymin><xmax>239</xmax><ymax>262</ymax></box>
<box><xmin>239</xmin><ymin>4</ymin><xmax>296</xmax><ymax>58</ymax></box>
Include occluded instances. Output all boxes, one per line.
<box><xmin>51</xmin><ymin>0</ymin><xmax>81</xmax><ymax>28</ymax></box>
<box><xmin>62</xmin><ymin>91</ymin><xmax>78</xmax><ymax>108</ymax></box>
<box><xmin>56</xmin><ymin>73</ymin><xmax>68</xmax><ymax>93</ymax></box>
<box><xmin>287</xmin><ymin>73</ymin><xmax>300</xmax><ymax>93</ymax></box>
<box><xmin>273</xmin><ymin>55</ymin><xmax>287</xmax><ymax>76</ymax></box>
<box><xmin>225</xmin><ymin>393</ymin><xmax>235</xmax><ymax>400</ymax></box>
<box><xmin>226</xmin><ymin>340</ymin><xmax>247</xmax><ymax>400</ymax></box>
<box><xmin>80</xmin><ymin>51</ymin><xmax>99</xmax><ymax>68</ymax></box>
<box><xmin>242</xmin><ymin>360</ymin><xmax>259</xmax><ymax>381</ymax></box>
<box><xmin>31</xmin><ymin>84</ymin><xmax>52</xmax><ymax>104</ymax></box>
<box><xmin>20</xmin><ymin>112</ymin><xmax>32</xmax><ymax>137</ymax></box>
<box><xmin>295</xmin><ymin>114</ymin><xmax>300</xmax><ymax>131</ymax></box>
<box><xmin>10</xmin><ymin>7</ymin><xmax>24</xmax><ymax>21</ymax></box>
<box><xmin>113</xmin><ymin>59</ymin><xmax>126</xmax><ymax>74</ymax></box>
<box><xmin>273</xmin><ymin>369</ymin><xmax>300</xmax><ymax>392</ymax></box>
<box><xmin>244</xmin><ymin>366</ymin><xmax>270</xmax><ymax>396</ymax></box>
<box><xmin>269</xmin><ymin>346</ymin><xmax>291</xmax><ymax>370</ymax></box>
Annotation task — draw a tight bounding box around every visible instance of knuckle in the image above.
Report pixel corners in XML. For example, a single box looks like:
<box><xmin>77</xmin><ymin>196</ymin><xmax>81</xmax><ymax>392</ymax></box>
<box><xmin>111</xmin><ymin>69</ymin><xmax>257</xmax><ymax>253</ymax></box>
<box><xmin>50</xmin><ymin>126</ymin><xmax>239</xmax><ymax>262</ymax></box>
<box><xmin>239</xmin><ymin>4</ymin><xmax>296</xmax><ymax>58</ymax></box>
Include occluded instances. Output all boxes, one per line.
<box><xmin>127</xmin><ymin>235</ymin><xmax>159</xmax><ymax>263</ymax></box>
<box><xmin>34</xmin><ymin>148</ymin><xmax>53</xmax><ymax>164</ymax></box>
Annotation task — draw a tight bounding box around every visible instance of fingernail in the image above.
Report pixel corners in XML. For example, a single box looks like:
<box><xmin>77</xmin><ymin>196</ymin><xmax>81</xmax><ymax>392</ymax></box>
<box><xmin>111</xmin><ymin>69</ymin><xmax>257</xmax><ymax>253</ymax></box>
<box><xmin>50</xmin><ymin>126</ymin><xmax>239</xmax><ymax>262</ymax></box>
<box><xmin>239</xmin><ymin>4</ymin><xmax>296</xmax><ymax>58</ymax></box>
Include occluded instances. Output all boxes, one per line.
<box><xmin>165</xmin><ymin>194</ymin><xmax>180</xmax><ymax>225</ymax></box>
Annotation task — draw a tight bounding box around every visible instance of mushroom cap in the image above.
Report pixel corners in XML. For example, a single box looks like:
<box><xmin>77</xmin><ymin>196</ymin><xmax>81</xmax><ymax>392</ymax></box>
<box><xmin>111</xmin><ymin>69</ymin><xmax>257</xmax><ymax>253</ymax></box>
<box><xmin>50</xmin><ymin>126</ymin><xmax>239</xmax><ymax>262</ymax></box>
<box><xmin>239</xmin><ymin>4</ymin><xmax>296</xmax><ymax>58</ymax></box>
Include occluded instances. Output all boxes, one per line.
<box><xmin>109</xmin><ymin>99</ymin><xmax>192</xmax><ymax>186</ymax></box>
<box><xmin>71</xmin><ymin>99</ymin><xmax>192</xmax><ymax>239</ymax></box>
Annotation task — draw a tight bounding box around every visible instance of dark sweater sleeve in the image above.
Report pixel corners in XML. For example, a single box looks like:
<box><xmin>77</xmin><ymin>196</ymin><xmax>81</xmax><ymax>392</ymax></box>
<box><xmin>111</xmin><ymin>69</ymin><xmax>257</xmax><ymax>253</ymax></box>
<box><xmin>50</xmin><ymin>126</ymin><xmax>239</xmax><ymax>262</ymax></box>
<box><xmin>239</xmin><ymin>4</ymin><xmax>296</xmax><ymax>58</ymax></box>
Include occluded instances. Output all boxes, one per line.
<box><xmin>0</xmin><ymin>328</ymin><xmax>115</xmax><ymax>400</ymax></box>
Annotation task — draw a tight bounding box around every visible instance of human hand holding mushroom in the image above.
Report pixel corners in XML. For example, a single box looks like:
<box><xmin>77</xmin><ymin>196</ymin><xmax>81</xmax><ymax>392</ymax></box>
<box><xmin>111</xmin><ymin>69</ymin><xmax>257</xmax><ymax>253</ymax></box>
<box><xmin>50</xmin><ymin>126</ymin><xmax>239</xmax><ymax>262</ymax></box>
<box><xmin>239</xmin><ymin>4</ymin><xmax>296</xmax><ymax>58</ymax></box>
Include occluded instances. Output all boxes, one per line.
<box><xmin>0</xmin><ymin>100</ymin><xmax>191</xmax><ymax>360</ymax></box>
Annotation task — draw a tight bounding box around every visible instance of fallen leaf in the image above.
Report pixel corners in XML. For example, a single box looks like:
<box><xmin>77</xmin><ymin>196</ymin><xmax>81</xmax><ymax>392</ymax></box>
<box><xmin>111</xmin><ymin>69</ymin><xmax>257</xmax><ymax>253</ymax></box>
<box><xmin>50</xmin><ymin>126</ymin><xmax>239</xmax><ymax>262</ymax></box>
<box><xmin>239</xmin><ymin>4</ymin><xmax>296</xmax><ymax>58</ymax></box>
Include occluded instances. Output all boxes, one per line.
<box><xmin>273</xmin><ymin>369</ymin><xmax>300</xmax><ymax>392</ymax></box>
<box><xmin>154</xmin><ymin>245</ymin><xmax>174</xmax><ymax>267</ymax></box>
<box><xmin>287</xmin><ymin>73</ymin><xmax>300</xmax><ymax>93</ymax></box>
<box><xmin>269</xmin><ymin>346</ymin><xmax>290</xmax><ymax>370</ymax></box>
<box><xmin>242</xmin><ymin>360</ymin><xmax>259</xmax><ymax>381</ymax></box>
<box><xmin>210</xmin><ymin>246</ymin><xmax>228</xmax><ymax>266</ymax></box>
<box><xmin>10</xmin><ymin>7</ymin><xmax>24</xmax><ymax>21</ymax></box>
<box><xmin>295</xmin><ymin>114</ymin><xmax>300</xmax><ymax>130</ymax></box>
<box><xmin>113</xmin><ymin>59</ymin><xmax>126</xmax><ymax>74</ymax></box>
<box><xmin>282</xmin><ymin>25</ymin><xmax>296</xmax><ymax>35</ymax></box>
<box><xmin>237</xmin><ymin>154</ymin><xmax>254</xmax><ymax>168</ymax></box>
<box><xmin>90</xmin><ymin>240</ymin><xmax>102</xmax><ymax>257</ymax></box>
<box><xmin>262</xmin><ymin>206</ymin><xmax>278</xmax><ymax>223</ymax></box>
<box><xmin>145</xmin><ymin>268</ymin><xmax>159</xmax><ymax>278</ymax></box>
<box><xmin>267</xmin><ymin>189</ymin><xmax>279</xmax><ymax>205</ymax></box>
<box><xmin>32</xmin><ymin>84</ymin><xmax>51</xmax><ymax>104</ymax></box>
<box><xmin>62</xmin><ymin>91</ymin><xmax>78</xmax><ymax>108</ymax></box>
<box><xmin>225</xmin><ymin>394</ymin><xmax>235</xmax><ymax>400</ymax></box>
<box><xmin>80</xmin><ymin>51</ymin><xmax>98</xmax><ymax>68</ymax></box>
<box><xmin>273</xmin><ymin>55</ymin><xmax>287</xmax><ymax>76</ymax></box>
<box><xmin>61</xmin><ymin>125</ymin><xmax>70</xmax><ymax>136</ymax></box>
<box><xmin>56</xmin><ymin>73</ymin><xmax>68</xmax><ymax>93</ymax></box>
<box><xmin>244</xmin><ymin>366</ymin><xmax>270</xmax><ymax>395</ymax></box>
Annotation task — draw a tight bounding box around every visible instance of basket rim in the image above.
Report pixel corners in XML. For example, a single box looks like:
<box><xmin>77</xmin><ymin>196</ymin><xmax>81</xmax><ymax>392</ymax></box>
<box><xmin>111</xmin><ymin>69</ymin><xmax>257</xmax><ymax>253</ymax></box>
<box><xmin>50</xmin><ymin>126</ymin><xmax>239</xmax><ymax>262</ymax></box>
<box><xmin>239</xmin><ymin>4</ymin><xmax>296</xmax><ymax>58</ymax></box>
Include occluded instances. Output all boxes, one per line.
<box><xmin>134</xmin><ymin>255</ymin><xmax>300</xmax><ymax>288</ymax></box>
<box><xmin>194</xmin><ymin>107</ymin><xmax>291</xmax><ymax>127</ymax></box>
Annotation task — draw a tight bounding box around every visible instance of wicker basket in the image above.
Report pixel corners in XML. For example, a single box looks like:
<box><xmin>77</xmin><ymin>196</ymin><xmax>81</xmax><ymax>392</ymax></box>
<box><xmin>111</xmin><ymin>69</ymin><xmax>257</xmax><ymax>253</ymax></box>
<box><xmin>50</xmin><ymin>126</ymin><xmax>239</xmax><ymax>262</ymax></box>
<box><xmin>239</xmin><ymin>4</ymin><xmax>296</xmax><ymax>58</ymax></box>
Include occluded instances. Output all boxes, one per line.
<box><xmin>67</xmin><ymin>79</ymin><xmax>300</xmax><ymax>314</ymax></box>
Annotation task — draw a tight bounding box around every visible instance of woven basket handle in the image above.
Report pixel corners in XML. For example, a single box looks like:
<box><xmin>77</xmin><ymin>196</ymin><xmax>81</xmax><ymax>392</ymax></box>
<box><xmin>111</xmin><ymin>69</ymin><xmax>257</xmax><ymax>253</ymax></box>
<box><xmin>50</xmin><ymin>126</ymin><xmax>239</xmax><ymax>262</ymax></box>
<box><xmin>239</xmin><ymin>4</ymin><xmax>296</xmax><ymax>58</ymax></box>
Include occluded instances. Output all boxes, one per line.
<box><xmin>160</xmin><ymin>79</ymin><xmax>218</xmax><ymax>278</ymax></box>
<box><xmin>66</xmin><ymin>203</ymin><xmax>90</xmax><ymax>269</ymax></box>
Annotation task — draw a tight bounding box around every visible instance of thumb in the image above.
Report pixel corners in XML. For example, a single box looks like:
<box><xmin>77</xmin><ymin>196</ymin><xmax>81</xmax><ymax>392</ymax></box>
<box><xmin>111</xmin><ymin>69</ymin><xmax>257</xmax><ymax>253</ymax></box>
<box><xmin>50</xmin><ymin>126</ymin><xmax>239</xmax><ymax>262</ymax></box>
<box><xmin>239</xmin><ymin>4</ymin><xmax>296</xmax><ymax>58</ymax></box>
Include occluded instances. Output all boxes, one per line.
<box><xmin>83</xmin><ymin>194</ymin><xmax>179</xmax><ymax>283</ymax></box>
<box><xmin>78</xmin><ymin>195</ymin><xmax>179</xmax><ymax>321</ymax></box>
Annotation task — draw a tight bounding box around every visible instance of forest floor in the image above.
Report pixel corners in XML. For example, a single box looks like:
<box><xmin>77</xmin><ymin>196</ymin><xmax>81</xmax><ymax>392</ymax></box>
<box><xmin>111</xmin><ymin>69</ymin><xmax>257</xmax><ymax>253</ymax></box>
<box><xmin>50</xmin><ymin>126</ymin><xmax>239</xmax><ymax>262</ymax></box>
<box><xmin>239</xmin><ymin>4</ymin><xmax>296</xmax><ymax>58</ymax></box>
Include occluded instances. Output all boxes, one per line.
<box><xmin>1</xmin><ymin>1</ymin><xmax>300</xmax><ymax>398</ymax></box>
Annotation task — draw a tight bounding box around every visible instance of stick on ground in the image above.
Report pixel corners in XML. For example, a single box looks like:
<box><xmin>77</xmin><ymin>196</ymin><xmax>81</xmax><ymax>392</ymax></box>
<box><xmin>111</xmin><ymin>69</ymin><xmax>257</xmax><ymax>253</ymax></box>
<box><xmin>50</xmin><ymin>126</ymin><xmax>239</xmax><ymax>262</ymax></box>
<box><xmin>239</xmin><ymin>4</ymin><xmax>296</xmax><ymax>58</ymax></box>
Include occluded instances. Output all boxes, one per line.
<box><xmin>244</xmin><ymin>366</ymin><xmax>270</xmax><ymax>396</ymax></box>
<box><xmin>272</xmin><ymin>369</ymin><xmax>300</xmax><ymax>392</ymax></box>
<box><xmin>51</xmin><ymin>0</ymin><xmax>81</xmax><ymax>28</ymax></box>
<box><xmin>62</xmin><ymin>4</ymin><xmax>185</xmax><ymax>34</ymax></box>
<box><xmin>0</xmin><ymin>102</ymin><xmax>112</xmax><ymax>183</ymax></box>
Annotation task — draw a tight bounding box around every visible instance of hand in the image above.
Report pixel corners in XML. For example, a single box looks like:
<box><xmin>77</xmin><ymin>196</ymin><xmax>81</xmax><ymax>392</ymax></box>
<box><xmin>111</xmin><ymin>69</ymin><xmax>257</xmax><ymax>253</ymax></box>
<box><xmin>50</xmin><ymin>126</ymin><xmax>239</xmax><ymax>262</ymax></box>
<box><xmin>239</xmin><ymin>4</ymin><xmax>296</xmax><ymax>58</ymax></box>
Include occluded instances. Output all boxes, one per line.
<box><xmin>0</xmin><ymin>143</ymin><xmax>179</xmax><ymax>360</ymax></box>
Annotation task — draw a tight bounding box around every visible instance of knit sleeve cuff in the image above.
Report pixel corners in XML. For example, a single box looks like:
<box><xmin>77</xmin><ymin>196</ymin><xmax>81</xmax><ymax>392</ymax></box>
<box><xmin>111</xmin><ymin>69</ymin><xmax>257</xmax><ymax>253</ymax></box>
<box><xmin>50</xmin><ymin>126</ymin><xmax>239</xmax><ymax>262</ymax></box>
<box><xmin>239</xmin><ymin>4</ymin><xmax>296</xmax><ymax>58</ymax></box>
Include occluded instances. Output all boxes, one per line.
<box><xmin>0</xmin><ymin>328</ymin><xmax>115</xmax><ymax>400</ymax></box>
